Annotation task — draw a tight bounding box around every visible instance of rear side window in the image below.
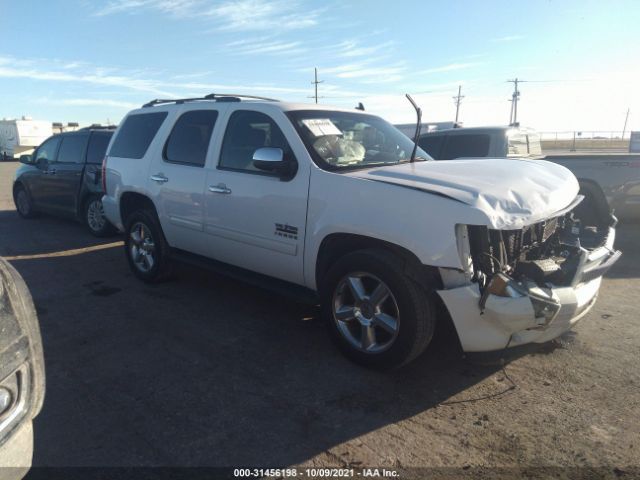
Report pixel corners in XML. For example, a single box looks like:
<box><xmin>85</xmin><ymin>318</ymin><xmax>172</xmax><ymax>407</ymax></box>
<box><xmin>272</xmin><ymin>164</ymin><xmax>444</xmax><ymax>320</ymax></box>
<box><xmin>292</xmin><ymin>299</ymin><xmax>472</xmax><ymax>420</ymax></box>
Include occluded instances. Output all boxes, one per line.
<box><xmin>418</xmin><ymin>135</ymin><xmax>446</xmax><ymax>159</ymax></box>
<box><xmin>441</xmin><ymin>134</ymin><xmax>490</xmax><ymax>159</ymax></box>
<box><xmin>57</xmin><ymin>135</ymin><xmax>88</xmax><ymax>164</ymax></box>
<box><xmin>109</xmin><ymin>112</ymin><xmax>168</xmax><ymax>159</ymax></box>
<box><xmin>87</xmin><ymin>132</ymin><xmax>113</xmax><ymax>164</ymax></box>
<box><xmin>164</xmin><ymin>110</ymin><xmax>218</xmax><ymax>167</ymax></box>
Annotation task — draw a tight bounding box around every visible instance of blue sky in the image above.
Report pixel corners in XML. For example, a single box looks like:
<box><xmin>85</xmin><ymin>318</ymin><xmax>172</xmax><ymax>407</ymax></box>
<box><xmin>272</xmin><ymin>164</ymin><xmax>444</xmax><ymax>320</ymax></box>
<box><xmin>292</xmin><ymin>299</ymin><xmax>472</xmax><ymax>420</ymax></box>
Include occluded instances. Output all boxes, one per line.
<box><xmin>1</xmin><ymin>0</ymin><xmax>639</xmax><ymax>131</ymax></box>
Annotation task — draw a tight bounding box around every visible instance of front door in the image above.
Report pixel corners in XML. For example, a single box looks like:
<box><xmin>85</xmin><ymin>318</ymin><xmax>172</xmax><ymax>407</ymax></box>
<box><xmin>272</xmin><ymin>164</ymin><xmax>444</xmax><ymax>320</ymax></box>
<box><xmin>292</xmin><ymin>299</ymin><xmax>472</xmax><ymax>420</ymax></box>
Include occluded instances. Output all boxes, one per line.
<box><xmin>204</xmin><ymin>108</ymin><xmax>309</xmax><ymax>285</ymax></box>
<box><xmin>29</xmin><ymin>136</ymin><xmax>61</xmax><ymax>210</ymax></box>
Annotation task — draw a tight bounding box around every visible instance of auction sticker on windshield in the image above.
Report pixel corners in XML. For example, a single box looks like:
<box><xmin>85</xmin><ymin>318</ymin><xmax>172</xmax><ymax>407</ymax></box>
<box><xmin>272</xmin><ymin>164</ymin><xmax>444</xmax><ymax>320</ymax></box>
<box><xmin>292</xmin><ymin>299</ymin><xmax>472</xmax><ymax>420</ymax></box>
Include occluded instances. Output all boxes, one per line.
<box><xmin>301</xmin><ymin>119</ymin><xmax>342</xmax><ymax>137</ymax></box>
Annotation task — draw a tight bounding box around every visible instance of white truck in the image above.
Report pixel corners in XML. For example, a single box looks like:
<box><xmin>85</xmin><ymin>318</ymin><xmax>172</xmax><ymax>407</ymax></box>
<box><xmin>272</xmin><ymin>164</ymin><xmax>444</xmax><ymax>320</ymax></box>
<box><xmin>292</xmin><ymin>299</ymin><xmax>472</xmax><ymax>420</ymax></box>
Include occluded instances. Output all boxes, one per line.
<box><xmin>0</xmin><ymin>117</ymin><xmax>53</xmax><ymax>160</ymax></box>
<box><xmin>100</xmin><ymin>94</ymin><xmax>620</xmax><ymax>368</ymax></box>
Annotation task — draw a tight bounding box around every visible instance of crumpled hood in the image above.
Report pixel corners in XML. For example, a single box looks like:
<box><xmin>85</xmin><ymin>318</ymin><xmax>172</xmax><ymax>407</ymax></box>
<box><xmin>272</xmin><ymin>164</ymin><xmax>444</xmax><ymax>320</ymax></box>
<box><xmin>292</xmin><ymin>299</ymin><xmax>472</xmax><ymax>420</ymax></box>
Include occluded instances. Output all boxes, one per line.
<box><xmin>346</xmin><ymin>158</ymin><xmax>579</xmax><ymax>229</ymax></box>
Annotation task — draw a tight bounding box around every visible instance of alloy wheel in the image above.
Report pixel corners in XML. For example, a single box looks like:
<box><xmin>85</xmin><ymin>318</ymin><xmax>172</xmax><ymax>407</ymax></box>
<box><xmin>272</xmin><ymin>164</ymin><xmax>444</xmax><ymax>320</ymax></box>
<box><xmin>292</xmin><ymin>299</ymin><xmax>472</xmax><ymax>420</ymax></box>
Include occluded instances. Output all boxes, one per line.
<box><xmin>87</xmin><ymin>199</ymin><xmax>106</xmax><ymax>232</ymax></box>
<box><xmin>332</xmin><ymin>272</ymin><xmax>400</xmax><ymax>353</ymax></box>
<box><xmin>129</xmin><ymin>222</ymin><xmax>156</xmax><ymax>273</ymax></box>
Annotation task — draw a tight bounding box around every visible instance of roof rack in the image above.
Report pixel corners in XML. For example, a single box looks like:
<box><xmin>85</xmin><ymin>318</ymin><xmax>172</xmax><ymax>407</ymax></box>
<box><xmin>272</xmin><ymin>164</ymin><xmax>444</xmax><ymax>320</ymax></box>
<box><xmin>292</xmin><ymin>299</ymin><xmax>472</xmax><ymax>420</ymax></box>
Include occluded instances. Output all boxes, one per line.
<box><xmin>142</xmin><ymin>93</ymin><xmax>280</xmax><ymax>108</ymax></box>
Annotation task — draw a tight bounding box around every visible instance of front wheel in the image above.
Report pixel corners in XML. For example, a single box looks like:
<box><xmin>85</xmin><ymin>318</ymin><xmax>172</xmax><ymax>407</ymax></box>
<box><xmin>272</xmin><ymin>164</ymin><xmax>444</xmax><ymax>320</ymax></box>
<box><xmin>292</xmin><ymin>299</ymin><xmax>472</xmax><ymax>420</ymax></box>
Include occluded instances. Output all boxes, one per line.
<box><xmin>14</xmin><ymin>185</ymin><xmax>37</xmax><ymax>219</ymax></box>
<box><xmin>124</xmin><ymin>209</ymin><xmax>173</xmax><ymax>282</ymax></box>
<box><xmin>321</xmin><ymin>249</ymin><xmax>436</xmax><ymax>369</ymax></box>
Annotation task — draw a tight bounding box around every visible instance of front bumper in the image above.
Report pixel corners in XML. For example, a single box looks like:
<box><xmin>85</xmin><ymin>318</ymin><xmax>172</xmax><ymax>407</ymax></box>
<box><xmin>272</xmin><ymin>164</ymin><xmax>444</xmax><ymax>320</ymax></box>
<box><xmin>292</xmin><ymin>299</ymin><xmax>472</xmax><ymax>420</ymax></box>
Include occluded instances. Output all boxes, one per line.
<box><xmin>0</xmin><ymin>421</ymin><xmax>33</xmax><ymax>476</ymax></box>
<box><xmin>438</xmin><ymin>227</ymin><xmax>621</xmax><ymax>352</ymax></box>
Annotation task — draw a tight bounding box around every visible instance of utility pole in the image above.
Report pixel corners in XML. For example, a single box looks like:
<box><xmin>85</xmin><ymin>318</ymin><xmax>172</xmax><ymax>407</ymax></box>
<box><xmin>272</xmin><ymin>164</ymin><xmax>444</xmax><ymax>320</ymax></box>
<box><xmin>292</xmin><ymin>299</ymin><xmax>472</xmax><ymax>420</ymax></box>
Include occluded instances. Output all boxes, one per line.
<box><xmin>310</xmin><ymin>67</ymin><xmax>324</xmax><ymax>104</ymax></box>
<box><xmin>507</xmin><ymin>78</ymin><xmax>525</xmax><ymax>125</ymax></box>
<box><xmin>453</xmin><ymin>85</ymin><xmax>464</xmax><ymax>123</ymax></box>
<box><xmin>622</xmin><ymin>108</ymin><xmax>630</xmax><ymax>139</ymax></box>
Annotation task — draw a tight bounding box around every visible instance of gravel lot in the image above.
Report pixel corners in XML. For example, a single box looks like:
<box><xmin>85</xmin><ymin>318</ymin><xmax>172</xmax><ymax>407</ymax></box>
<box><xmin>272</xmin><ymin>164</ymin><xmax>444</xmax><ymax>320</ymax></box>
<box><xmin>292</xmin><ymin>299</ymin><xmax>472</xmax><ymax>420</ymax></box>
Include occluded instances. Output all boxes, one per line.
<box><xmin>1</xmin><ymin>161</ymin><xmax>638</xmax><ymax>478</ymax></box>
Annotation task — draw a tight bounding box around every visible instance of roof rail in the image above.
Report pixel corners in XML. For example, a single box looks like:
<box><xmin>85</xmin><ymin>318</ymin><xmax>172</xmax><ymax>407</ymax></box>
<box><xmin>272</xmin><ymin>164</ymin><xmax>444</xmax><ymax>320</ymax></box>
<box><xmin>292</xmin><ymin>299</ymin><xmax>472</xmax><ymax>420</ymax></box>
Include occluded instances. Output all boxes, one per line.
<box><xmin>142</xmin><ymin>93</ymin><xmax>280</xmax><ymax>108</ymax></box>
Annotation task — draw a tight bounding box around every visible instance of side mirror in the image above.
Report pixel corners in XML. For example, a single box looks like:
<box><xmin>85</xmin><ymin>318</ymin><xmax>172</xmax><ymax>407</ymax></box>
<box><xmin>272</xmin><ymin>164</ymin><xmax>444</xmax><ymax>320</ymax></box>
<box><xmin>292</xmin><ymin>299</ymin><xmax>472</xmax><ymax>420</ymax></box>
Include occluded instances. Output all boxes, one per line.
<box><xmin>252</xmin><ymin>147</ymin><xmax>297</xmax><ymax>181</ymax></box>
<box><xmin>19</xmin><ymin>155</ymin><xmax>32</xmax><ymax>165</ymax></box>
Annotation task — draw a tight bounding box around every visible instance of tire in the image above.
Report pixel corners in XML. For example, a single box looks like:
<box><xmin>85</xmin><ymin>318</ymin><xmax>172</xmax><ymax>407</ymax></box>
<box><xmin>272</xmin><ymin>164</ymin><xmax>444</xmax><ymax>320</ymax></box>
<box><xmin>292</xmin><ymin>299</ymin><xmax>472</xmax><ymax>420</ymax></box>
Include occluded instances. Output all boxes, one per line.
<box><xmin>123</xmin><ymin>209</ymin><xmax>173</xmax><ymax>282</ymax></box>
<box><xmin>83</xmin><ymin>195</ymin><xmax>116</xmax><ymax>237</ymax></box>
<box><xmin>321</xmin><ymin>249</ymin><xmax>436</xmax><ymax>369</ymax></box>
<box><xmin>13</xmin><ymin>185</ymin><xmax>37</xmax><ymax>219</ymax></box>
<box><xmin>575</xmin><ymin>183</ymin><xmax>610</xmax><ymax>227</ymax></box>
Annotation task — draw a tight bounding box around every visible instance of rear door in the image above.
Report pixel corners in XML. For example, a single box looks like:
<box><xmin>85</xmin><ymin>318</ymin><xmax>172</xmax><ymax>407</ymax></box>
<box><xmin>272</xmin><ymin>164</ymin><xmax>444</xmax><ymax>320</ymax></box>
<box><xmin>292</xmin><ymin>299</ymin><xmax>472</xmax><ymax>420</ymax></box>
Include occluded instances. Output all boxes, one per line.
<box><xmin>49</xmin><ymin>132</ymin><xmax>89</xmax><ymax>215</ymax></box>
<box><xmin>83</xmin><ymin>131</ymin><xmax>114</xmax><ymax>195</ymax></box>
<box><xmin>147</xmin><ymin>106</ymin><xmax>223</xmax><ymax>257</ymax></box>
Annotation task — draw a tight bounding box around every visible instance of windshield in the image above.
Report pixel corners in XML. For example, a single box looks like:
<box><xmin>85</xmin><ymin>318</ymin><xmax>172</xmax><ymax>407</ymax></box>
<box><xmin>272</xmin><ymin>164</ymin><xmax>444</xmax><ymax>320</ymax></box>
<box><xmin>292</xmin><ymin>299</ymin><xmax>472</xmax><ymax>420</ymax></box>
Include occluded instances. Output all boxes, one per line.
<box><xmin>287</xmin><ymin>110</ymin><xmax>431</xmax><ymax>171</ymax></box>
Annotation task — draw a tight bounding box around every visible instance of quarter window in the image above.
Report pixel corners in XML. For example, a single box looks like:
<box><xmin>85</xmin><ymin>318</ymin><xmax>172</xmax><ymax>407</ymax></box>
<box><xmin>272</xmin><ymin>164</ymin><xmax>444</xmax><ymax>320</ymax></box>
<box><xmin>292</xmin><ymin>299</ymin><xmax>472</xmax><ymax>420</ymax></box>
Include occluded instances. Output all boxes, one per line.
<box><xmin>164</xmin><ymin>110</ymin><xmax>218</xmax><ymax>167</ymax></box>
<box><xmin>57</xmin><ymin>135</ymin><xmax>88</xmax><ymax>164</ymax></box>
<box><xmin>87</xmin><ymin>132</ymin><xmax>113</xmax><ymax>164</ymax></box>
<box><xmin>109</xmin><ymin>112</ymin><xmax>168</xmax><ymax>159</ymax></box>
<box><xmin>219</xmin><ymin>111</ymin><xmax>291</xmax><ymax>173</ymax></box>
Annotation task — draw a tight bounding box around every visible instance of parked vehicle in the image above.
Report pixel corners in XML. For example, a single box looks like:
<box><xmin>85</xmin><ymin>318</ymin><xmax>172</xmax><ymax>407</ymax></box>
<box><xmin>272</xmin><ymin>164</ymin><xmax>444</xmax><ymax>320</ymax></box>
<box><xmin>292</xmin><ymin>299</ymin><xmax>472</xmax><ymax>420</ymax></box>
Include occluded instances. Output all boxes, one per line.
<box><xmin>102</xmin><ymin>94</ymin><xmax>620</xmax><ymax>368</ymax></box>
<box><xmin>0</xmin><ymin>117</ymin><xmax>52</xmax><ymax>160</ymax></box>
<box><xmin>417</xmin><ymin>126</ymin><xmax>640</xmax><ymax>221</ymax></box>
<box><xmin>0</xmin><ymin>257</ymin><xmax>45</xmax><ymax>477</ymax></box>
<box><xmin>12</xmin><ymin>126</ymin><xmax>116</xmax><ymax>236</ymax></box>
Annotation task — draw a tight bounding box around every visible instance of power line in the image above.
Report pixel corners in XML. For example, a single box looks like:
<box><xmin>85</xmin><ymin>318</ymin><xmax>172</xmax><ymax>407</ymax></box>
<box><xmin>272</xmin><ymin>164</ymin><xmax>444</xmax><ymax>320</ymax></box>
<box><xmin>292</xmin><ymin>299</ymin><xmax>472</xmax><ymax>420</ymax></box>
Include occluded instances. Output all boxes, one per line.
<box><xmin>453</xmin><ymin>85</ymin><xmax>464</xmax><ymax>123</ymax></box>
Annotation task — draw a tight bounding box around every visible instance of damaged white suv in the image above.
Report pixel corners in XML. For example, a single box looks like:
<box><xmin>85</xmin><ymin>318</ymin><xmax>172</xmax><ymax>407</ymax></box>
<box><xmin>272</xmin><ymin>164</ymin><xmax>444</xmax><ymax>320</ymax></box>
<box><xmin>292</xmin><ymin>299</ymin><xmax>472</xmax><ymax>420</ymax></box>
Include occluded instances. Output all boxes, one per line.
<box><xmin>102</xmin><ymin>94</ymin><xmax>621</xmax><ymax>368</ymax></box>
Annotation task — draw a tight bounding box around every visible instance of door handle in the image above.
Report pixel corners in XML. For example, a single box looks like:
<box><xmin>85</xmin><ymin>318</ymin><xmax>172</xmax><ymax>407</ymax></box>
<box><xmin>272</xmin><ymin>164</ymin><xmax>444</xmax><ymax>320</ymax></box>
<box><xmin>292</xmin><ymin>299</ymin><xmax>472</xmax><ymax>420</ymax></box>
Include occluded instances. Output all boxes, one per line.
<box><xmin>150</xmin><ymin>174</ymin><xmax>169</xmax><ymax>184</ymax></box>
<box><xmin>47</xmin><ymin>169</ymin><xmax>57</xmax><ymax>175</ymax></box>
<box><xmin>208</xmin><ymin>184</ymin><xmax>232</xmax><ymax>194</ymax></box>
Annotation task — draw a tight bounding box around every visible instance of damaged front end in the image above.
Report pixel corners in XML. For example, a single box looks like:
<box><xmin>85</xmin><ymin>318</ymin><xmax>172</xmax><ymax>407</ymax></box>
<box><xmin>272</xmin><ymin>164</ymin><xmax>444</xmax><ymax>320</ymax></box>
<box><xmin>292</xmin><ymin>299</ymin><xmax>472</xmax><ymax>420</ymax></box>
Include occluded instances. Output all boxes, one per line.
<box><xmin>438</xmin><ymin>195</ymin><xmax>621</xmax><ymax>352</ymax></box>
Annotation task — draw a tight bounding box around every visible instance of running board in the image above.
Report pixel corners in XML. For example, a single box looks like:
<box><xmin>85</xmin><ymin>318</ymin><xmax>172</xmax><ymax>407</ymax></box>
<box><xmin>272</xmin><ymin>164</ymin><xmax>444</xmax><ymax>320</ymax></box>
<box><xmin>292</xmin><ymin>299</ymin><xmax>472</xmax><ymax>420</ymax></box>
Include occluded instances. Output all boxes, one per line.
<box><xmin>169</xmin><ymin>248</ymin><xmax>319</xmax><ymax>305</ymax></box>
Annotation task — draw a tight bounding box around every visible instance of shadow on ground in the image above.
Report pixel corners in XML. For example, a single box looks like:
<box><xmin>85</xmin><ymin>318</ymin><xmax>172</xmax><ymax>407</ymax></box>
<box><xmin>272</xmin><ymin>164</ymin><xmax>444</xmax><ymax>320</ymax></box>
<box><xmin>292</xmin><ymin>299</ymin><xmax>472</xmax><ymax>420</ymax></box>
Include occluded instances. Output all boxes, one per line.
<box><xmin>0</xmin><ymin>210</ymin><xmax>593</xmax><ymax>466</ymax></box>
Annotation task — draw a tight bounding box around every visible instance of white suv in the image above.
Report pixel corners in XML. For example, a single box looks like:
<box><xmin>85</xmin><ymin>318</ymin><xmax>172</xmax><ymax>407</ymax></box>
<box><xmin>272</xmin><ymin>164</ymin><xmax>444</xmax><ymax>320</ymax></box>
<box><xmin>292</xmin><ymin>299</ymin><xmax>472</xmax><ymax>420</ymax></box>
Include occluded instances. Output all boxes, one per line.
<box><xmin>102</xmin><ymin>94</ymin><xmax>620</xmax><ymax>368</ymax></box>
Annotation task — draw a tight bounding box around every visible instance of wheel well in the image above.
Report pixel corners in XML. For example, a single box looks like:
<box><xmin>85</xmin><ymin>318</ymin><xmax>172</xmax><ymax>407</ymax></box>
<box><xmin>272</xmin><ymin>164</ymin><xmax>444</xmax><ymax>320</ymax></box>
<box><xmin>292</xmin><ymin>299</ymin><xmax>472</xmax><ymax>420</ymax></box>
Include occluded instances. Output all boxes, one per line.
<box><xmin>576</xmin><ymin>179</ymin><xmax>612</xmax><ymax>227</ymax></box>
<box><xmin>119</xmin><ymin>192</ymin><xmax>157</xmax><ymax>226</ymax></box>
<box><xmin>315</xmin><ymin>233</ymin><xmax>442</xmax><ymax>291</ymax></box>
<box><xmin>12</xmin><ymin>181</ymin><xmax>25</xmax><ymax>197</ymax></box>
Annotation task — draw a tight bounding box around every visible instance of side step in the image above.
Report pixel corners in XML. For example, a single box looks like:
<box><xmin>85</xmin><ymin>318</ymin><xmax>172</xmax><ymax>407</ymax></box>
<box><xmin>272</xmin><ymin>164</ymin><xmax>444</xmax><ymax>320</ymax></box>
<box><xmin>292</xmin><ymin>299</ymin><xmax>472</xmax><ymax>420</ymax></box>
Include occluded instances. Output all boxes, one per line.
<box><xmin>169</xmin><ymin>248</ymin><xmax>319</xmax><ymax>305</ymax></box>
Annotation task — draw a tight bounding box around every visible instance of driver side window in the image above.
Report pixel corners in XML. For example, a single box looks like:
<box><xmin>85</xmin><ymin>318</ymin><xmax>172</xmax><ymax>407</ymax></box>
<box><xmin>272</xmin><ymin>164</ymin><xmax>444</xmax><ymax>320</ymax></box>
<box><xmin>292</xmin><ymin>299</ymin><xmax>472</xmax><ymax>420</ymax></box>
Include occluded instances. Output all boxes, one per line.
<box><xmin>35</xmin><ymin>136</ymin><xmax>61</xmax><ymax>164</ymax></box>
<box><xmin>219</xmin><ymin>110</ymin><xmax>291</xmax><ymax>173</ymax></box>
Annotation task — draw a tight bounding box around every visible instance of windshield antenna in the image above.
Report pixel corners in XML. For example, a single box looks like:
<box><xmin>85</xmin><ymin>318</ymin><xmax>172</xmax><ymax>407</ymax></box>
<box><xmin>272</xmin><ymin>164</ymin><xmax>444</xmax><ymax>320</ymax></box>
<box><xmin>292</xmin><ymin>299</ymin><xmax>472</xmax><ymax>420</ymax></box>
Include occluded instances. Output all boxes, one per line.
<box><xmin>405</xmin><ymin>94</ymin><xmax>422</xmax><ymax>163</ymax></box>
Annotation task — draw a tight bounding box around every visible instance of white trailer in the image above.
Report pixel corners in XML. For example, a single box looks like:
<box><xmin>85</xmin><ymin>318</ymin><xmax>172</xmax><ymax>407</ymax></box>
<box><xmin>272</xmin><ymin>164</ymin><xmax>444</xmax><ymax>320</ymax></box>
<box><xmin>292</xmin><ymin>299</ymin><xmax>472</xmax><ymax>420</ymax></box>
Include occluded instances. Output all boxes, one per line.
<box><xmin>0</xmin><ymin>117</ymin><xmax>53</xmax><ymax>160</ymax></box>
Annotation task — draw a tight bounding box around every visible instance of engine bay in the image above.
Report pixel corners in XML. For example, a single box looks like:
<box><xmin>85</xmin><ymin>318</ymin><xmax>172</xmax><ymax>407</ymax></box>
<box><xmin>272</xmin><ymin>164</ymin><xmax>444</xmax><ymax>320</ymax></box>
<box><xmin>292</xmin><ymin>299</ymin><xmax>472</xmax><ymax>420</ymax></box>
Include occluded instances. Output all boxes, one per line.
<box><xmin>468</xmin><ymin>201</ymin><xmax>612</xmax><ymax>291</ymax></box>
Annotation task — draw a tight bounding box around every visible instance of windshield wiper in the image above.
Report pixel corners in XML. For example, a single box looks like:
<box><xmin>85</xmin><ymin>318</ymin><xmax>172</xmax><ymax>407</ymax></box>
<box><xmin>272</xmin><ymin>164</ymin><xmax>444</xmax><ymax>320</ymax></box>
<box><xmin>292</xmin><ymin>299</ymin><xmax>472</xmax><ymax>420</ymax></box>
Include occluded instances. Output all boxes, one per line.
<box><xmin>405</xmin><ymin>94</ymin><xmax>422</xmax><ymax>163</ymax></box>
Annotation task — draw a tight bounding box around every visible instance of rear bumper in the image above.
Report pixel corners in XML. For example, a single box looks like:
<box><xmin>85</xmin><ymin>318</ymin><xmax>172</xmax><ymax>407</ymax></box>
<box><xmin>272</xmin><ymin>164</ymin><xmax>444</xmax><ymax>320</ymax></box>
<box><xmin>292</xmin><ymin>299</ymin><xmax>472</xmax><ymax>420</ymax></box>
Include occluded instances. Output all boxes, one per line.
<box><xmin>102</xmin><ymin>195</ymin><xmax>123</xmax><ymax>231</ymax></box>
<box><xmin>438</xmin><ymin>227</ymin><xmax>620</xmax><ymax>352</ymax></box>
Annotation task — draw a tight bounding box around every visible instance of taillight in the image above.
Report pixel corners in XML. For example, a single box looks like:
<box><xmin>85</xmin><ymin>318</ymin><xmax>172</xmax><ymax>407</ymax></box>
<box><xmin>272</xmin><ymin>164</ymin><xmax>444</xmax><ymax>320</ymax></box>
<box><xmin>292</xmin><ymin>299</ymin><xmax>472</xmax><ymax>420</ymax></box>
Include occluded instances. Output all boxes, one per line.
<box><xmin>101</xmin><ymin>156</ymin><xmax>107</xmax><ymax>193</ymax></box>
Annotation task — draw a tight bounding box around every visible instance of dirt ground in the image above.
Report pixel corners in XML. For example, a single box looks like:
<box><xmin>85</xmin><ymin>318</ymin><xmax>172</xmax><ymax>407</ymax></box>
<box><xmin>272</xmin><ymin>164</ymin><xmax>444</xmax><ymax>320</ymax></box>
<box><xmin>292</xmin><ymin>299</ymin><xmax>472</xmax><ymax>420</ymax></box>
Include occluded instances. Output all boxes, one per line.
<box><xmin>1</xmin><ymin>161</ymin><xmax>638</xmax><ymax>479</ymax></box>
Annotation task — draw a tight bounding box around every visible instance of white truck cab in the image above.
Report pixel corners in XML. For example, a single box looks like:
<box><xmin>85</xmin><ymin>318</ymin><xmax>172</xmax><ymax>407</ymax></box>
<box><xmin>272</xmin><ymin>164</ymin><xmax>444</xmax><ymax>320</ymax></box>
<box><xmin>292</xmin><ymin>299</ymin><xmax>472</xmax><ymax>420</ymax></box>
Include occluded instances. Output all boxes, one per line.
<box><xmin>102</xmin><ymin>94</ymin><xmax>620</xmax><ymax>368</ymax></box>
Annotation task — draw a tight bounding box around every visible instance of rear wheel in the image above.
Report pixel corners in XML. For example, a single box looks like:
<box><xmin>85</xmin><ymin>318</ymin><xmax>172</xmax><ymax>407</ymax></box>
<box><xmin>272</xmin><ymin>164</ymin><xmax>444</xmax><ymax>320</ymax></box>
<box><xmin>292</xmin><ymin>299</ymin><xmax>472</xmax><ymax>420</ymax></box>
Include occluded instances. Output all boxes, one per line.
<box><xmin>14</xmin><ymin>185</ymin><xmax>37</xmax><ymax>219</ymax></box>
<box><xmin>84</xmin><ymin>195</ymin><xmax>115</xmax><ymax>237</ymax></box>
<box><xmin>321</xmin><ymin>249</ymin><xmax>436</xmax><ymax>369</ymax></box>
<box><xmin>124</xmin><ymin>209</ymin><xmax>173</xmax><ymax>282</ymax></box>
